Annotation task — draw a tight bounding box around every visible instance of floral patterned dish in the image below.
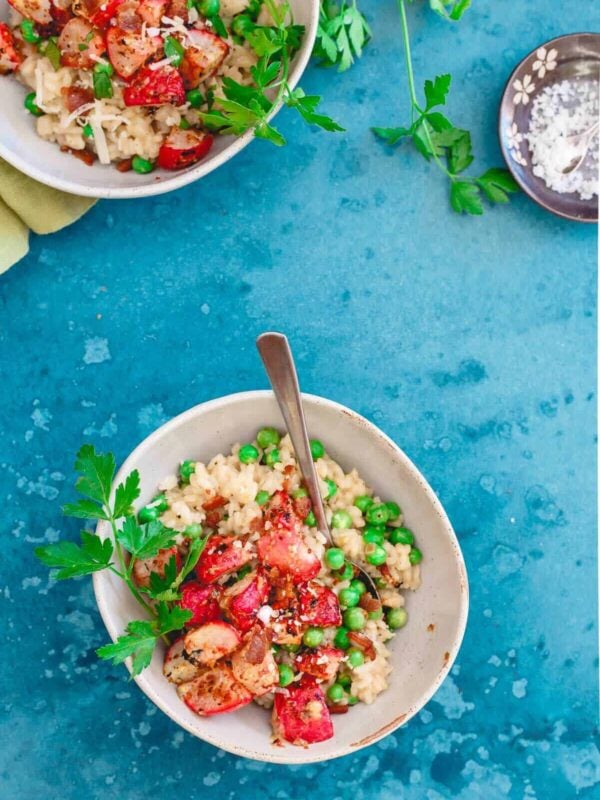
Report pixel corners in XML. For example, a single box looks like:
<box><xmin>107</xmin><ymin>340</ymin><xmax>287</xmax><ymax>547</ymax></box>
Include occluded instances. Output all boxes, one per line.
<box><xmin>498</xmin><ymin>33</ymin><xmax>600</xmax><ymax>223</ymax></box>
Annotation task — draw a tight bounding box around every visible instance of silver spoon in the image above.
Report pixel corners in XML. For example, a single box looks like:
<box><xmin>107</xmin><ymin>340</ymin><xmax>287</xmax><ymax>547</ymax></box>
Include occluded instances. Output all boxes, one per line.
<box><xmin>560</xmin><ymin>121</ymin><xmax>599</xmax><ymax>174</ymax></box>
<box><xmin>256</xmin><ymin>331</ymin><xmax>380</xmax><ymax>600</ymax></box>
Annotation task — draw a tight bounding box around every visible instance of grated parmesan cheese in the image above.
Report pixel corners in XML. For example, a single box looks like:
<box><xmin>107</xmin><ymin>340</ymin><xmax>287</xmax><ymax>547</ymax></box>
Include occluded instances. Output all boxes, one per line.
<box><xmin>149</xmin><ymin>55</ymin><xmax>178</xmax><ymax>70</ymax></box>
<box><xmin>89</xmin><ymin>104</ymin><xmax>111</xmax><ymax>164</ymax></box>
<box><xmin>61</xmin><ymin>102</ymin><xmax>96</xmax><ymax>128</ymax></box>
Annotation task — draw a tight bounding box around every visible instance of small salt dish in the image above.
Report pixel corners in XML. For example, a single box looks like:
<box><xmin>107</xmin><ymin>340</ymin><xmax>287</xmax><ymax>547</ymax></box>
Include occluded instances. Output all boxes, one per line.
<box><xmin>498</xmin><ymin>33</ymin><xmax>600</xmax><ymax>223</ymax></box>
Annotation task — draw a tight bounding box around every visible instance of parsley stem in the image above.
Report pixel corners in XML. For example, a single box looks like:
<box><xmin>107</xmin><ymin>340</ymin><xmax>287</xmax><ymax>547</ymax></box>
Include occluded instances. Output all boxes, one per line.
<box><xmin>108</xmin><ymin>515</ymin><xmax>156</xmax><ymax>618</ymax></box>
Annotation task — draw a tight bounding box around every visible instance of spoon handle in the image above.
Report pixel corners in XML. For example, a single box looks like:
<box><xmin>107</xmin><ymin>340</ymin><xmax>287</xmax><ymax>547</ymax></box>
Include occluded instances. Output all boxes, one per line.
<box><xmin>256</xmin><ymin>332</ymin><xmax>331</xmax><ymax>542</ymax></box>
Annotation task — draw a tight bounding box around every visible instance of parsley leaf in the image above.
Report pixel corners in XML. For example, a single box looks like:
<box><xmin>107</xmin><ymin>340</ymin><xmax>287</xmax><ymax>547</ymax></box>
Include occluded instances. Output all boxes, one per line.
<box><xmin>113</xmin><ymin>470</ymin><xmax>141</xmax><ymax>519</ymax></box>
<box><xmin>428</xmin><ymin>0</ymin><xmax>471</xmax><ymax>22</ymax></box>
<box><xmin>164</xmin><ymin>36</ymin><xmax>185</xmax><ymax>67</ymax></box>
<box><xmin>285</xmin><ymin>88</ymin><xmax>345</xmax><ymax>132</ymax></box>
<box><xmin>314</xmin><ymin>0</ymin><xmax>371</xmax><ymax>72</ymax></box>
<box><xmin>424</xmin><ymin>73</ymin><xmax>451</xmax><ymax>109</ymax></box>
<box><xmin>450</xmin><ymin>180</ymin><xmax>484</xmax><ymax>215</ymax></box>
<box><xmin>476</xmin><ymin>168</ymin><xmax>520</xmax><ymax>204</ymax></box>
<box><xmin>35</xmin><ymin>531</ymin><xmax>113</xmax><ymax>579</ymax></box>
<box><xmin>116</xmin><ymin>518</ymin><xmax>177</xmax><ymax>560</ymax></box>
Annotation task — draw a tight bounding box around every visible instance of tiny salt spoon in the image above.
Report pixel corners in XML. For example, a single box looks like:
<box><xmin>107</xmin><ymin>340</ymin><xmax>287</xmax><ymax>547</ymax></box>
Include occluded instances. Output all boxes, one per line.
<box><xmin>559</xmin><ymin>121</ymin><xmax>599</xmax><ymax>174</ymax></box>
<box><xmin>256</xmin><ymin>331</ymin><xmax>381</xmax><ymax>601</ymax></box>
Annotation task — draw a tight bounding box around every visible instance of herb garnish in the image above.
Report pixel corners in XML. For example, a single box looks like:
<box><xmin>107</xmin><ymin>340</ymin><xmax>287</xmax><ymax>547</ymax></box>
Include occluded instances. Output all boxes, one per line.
<box><xmin>35</xmin><ymin>445</ymin><xmax>208</xmax><ymax>677</ymax></box>
<box><xmin>200</xmin><ymin>0</ymin><xmax>343</xmax><ymax>146</ymax></box>
<box><xmin>314</xmin><ymin>0</ymin><xmax>371</xmax><ymax>72</ymax></box>
<box><xmin>372</xmin><ymin>0</ymin><xmax>518</xmax><ymax>215</ymax></box>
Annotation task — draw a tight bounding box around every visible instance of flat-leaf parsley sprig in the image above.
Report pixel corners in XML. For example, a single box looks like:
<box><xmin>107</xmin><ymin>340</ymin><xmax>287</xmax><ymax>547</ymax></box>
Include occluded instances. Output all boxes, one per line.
<box><xmin>314</xmin><ymin>1</ymin><xmax>371</xmax><ymax>72</ymax></box>
<box><xmin>35</xmin><ymin>445</ymin><xmax>208</xmax><ymax>676</ymax></box>
<box><xmin>372</xmin><ymin>0</ymin><xmax>518</xmax><ymax>215</ymax></box>
<box><xmin>200</xmin><ymin>0</ymin><xmax>344</xmax><ymax>145</ymax></box>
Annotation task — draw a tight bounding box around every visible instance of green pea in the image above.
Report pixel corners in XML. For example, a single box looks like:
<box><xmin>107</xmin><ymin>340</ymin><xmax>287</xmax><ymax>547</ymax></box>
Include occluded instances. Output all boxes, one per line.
<box><xmin>386</xmin><ymin>608</ymin><xmax>408</xmax><ymax>630</ymax></box>
<box><xmin>331</xmin><ymin>510</ymin><xmax>352</xmax><ymax>529</ymax></box>
<box><xmin>186</xmin><ymin>88</ymin><xmax>204</xmax><ymax>108</ymax></box>
<box><xmin>365</xmin><ymin>543</ymin><xmax>387</xmax><ymax>566</ymax></box>
<box><xmin>327</xmin><ymin>683</ymin><xmax>345</xmax><ymax>703</ymax></box>
<box><xmin>388</xmin><ymin>526</ymin><xmax>414</xmax><ymax>546</ymax></box>
<box><xmin>180</xmin><ymin>460</ymin><xmax>196</xmax><ymax>483</ymax></box>
<box><xmin>324</xmin><ymin>478</ymin><xmax>337</xmax><ymax>499</ymax></box>
<box><xmin>347</xmin><ymin>694</ymin><xmax>359</xmax><ymax>706</ymax></box>
<box><xmin>368</xmin><ymin>607</ymin><xmax>383</xmax><ymax>620</ymax></box>
<box><xmin>339</xmin><ymin>588</ymin><xmax>360</xmax><ymax>608</ymax></box>
<box><xmin>310</xmin><ymin>439</ymin><xmax>325</xmax><ymax>460</ymax></box>
<box><xmin>338</xmin><ymin>673</ymin><xmax>352</xmax><ymax>689</ymax></box>
<box><xmin>94</xmin><ymin>60</ymin><xmax>114</xmax><ymax>76</ymax></box>
<box><xmin>292</xmin><ymin>487</ymin><xmax>308</xmax><ymax>499</ymax></box>
<box><xmin>354</xmin><ymin>495</ymin><xmax>374</xmax><ymax>513</ymax></box>
<box><xmin>325</xmin><ymin>547</ymin><xmax>345</xmax><ymax>571</ymax></box>
<box><xmin>333</xmin><ymin>627</ymin><xmax>350</xmax><ymax>649</ymax></box>
<box><xmin>20</xmin><ymin>19</ymin><xmax>40</xmax><ymax>43</ymax></box>
<box><xmin>256</xmin><ymin>427</ymin><xmax>280</xmax><ymax>448</ymax></box>
<box><xmin>239</xmin><ymin>444</ymin><xmax>259</xmax><ymax>464</ymax></box>
<box><xmin>264</xmin><ymin>448</ymin><xmax>280</xmax><ymax>467</ymax></box>
<box><xmin>347</xmin><ymin>647</ymin><xmax>365</xmax><ymax>668</ymax></box>
<box><xmin>281</xmin><ymin>642</ymin><xmax>300</xmax><ymax>653</ymax></box>
<box><xmin>343</xmin><ymin>607</ymin><xmax>366</xmax><ymax>631</ymax></box>
<box><xmin>366</xmin><ymin>503</ymin><xmax>390</xmax><ymax>525</ymax></box>
<box><xmin>255</xmin><ymin>490</ymin><xmax>270</xmax><ymax>506</ymax></box>
<box><xmin>363</xmin><ymin>529</ymin><xmax>384</xmax><ymax>545</ymax></box>
<box><xmin>336</xmin><ymin>563</ymin><xmax>354</xmax><ymax>581</ymax></box>
<box><xmin>278</xmin><ymin>663</ymin><xmax>294</xmax><ymax>687</ymax></box>
<box><xmin>82</xmin><ymin>123</ymin><xmax>93</xmax><ymax>138</ymax></box>
<box><xmin>409</xmin><ymin>547</ymin><xmax>423</xmax><ymax>565</ymax></box>
<box><xmin>198</xmin><ymin>0</ymin><xmax>219</xmax><ymax>15</ymax></box>
<box><xmin>138</xmin><ymin>505</ymin><xmax>158</xmax><ymax>523</ymax></box>
<box><xmin>231</xmin><ymin>13</ymin><xmax>254</xmax><ymax>37</ymax></box>
<box><xmin>349</xmin><ymin>579</ymin><xmax>367</xmax><ymax>596</ymax></box>
<box><xmin>236</xmin><ymin>564</ymin><xmax>252</xmax><ymax>580</ymax></box>
<box><xmin>150</xmin><ymin>494</ymin><xmax>168</xmax><ymax>512</ymax></box>
<box><xmin>24</xmin><ymin>92</ymin><xmax>44</xmax><ymax>116</ymax></box>
<box><xmin>304</xmin><ymin>511</ymin><xmax>316</xmax><ymax>527</ymax></box>
<box><xmin>185</xmin><ymin>523</ymin><xmax>203</xmax><ymax>538</ymax></box>
<box><xmin>179</xmin><ymin>117</ymin><xmax>191</xmax><ymax>130</ymax></box>
<box><xmin>303</xmin><ymin>627</ymin><xmax>324</xmax><ymax>648</ymax></box>
<box><xmin>385</xmin><ymin>501</ymin><xmax>401</xmax><ymax>520</ymax></box>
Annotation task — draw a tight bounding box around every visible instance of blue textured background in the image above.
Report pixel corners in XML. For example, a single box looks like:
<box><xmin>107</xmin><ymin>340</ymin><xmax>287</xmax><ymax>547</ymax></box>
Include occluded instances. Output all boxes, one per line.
<box><xmin>1</xmin><ymin>0</ymin><xmax>598</xmax><ymax>797</ymax></box>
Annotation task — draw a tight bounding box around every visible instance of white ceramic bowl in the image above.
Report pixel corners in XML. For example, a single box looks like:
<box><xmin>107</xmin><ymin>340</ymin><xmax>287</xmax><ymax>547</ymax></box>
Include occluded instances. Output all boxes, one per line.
<box><xmin>0</xmin><ymin>0</ymin><xmax>318</xmax><ymax>199</ymax></box>
<box><xmin>93</xmin><ymin>391</ymin><xmax>469</xmax><ymax>763</ymax></box>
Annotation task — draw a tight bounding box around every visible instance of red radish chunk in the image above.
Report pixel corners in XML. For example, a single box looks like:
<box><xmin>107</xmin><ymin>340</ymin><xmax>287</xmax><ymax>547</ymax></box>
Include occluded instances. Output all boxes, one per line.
<box><xmin>265</xmin><ymin>490</ymin><xmax>297</xmax><ymax>530</ymax></box>
<box><xmin>163</xmin><ymin>637</ymin><xmax>202</xmax><ymax>684</ymax></box>
<box><xmin>50</xmin><ymin>0</ymin><xmax>72</xmax><ymax>27</ymax></box>
<box><xmin>183</xmin><ymin>620</ymin><xmax>240</xmax><ymax>666</ymax></box>
<box><xmin>106</xmin><ymin>26</ymin><xmax>162</xmax><ymax>79</ymax></box>
<box><xmin>7</xmin><ymin>0</ymin><xmax>52</xmax><ymax>25</ymax></box>
<box><xmin>298</xmin><ymin>583</ymin><xmax>342</xmax><ymax>627</ymax></box>
<box><xmin>257</xmin><ymin>527</ymin><xmax>320</xmax><ymax>582</ymax></box>
<box><xmin>179</xmin><ymin>27</ymin><xmax>229</xmax><ymax>90</ymax></box>
<box><xmin>72</xmin><ymin>0</ymin><xmax>125</xmax><ymax>28</ymax></box>
<box><xmin>123</xmin><ymin>65</ymin><xmax>185</xmax><ymax>106</ymax></box>
<box><xmin>231</xmin><ymin>626</ymin><xmax>278</xmax><ymax>696</ymax></box>
<box><xmin>157</xmin><ymin>128</ymin><xmax>214</xmax><ymax>170</ymax></box>
<box><xmin>295</xmin><ymin>646</ymin><xmax>345</xmax><ymax>682</ymax></box>
<box><xmin>220</xmin><ymin>570</ymin><xmax>270</xmax><ymax>633</ymax></box>
<box><xmin>179</xmin><ymin>581</ymin><xmax>221</xmax><ymax>626</ymax></box>
<box><xmin>272</xmin><ymin>677</ymin><xmax>334</xmax><ymax>745</ymax></box>
<box><xmin>195</xmin><ymin>535</ymin><xmax>253</xmax><ymax>584</ymax></box>
<box><xmin>132</xmin><ymin>546</ymin><xmax>180</xmax><ymax>588</ymax></box>
<box><xmin>165</xmin><ymin>0</ymin><xmax>188</xmax><ymax>21</ymax></box>
<box><xmin>0</xmin><ymin>24</ymin><xmax>22</xmax><ymax>74</ymax></box>
<box><xmin>177</xmin><ymin>664</ymin><xmax>253</xmax><ymax>716</ymax></box>
<box><xmin>292</xmin><ymin>493</ymin><xmax>312</xmax><ymax>521</ymax></box>
<box><xmin>58</xmin><ymin>18</ymin><xmax>105</xmax><ymax>69</ymax></box>
<box><xmin>137</xmin><ymin>0</ymin><xmax>167</xmax><ymax>27</ymax></box>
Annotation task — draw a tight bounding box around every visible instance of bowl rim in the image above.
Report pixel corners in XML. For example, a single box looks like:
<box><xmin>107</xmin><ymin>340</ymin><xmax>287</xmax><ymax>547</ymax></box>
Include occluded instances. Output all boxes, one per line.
<box><xmin>0</xmin><ymin>0</ymin><xmax>319</xmax><ymax>200</ymax></box>
<box><xmin>92</xmin><ymin>390</ymin><xmax>470</xmax><ymax>763</ymax></box>
<box><xmin>497</xmin><ymin>31</ymin><xmax>600</xmax><ymax>224</ymax></box>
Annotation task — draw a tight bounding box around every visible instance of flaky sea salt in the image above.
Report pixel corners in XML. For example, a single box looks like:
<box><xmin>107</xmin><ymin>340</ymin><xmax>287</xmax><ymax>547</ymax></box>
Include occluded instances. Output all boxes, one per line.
<box><xmin>525</xmin><ymin>77</ymin><xmax>599</xmax><ymax>199</ymax></box>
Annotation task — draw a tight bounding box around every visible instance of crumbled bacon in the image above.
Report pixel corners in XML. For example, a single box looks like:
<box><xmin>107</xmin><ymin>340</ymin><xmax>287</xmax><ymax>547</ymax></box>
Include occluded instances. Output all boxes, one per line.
<box><xmin>60</xmin><ymin>145</ymin><xmax>95</xmax><ymax>165</ymax></box>
<box><xmin>62</xmin><ymin>85</ymin><xmax>94</xmax><ymax>112</ymax></box>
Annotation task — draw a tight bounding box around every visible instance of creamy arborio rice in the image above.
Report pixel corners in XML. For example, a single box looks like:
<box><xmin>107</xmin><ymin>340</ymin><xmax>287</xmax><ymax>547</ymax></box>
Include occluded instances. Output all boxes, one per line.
<box><xmin>158</xmin><ymin>434</ymin><xmax>421</xmax><ymax>706</ymax></box>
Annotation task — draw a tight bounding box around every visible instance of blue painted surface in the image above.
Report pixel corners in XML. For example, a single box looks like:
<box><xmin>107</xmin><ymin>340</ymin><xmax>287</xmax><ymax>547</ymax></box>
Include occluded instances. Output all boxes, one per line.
<box><xmin>0</xmin><ymin>0</ymin><xmax>597</xmax><ymax>797</ymax></box>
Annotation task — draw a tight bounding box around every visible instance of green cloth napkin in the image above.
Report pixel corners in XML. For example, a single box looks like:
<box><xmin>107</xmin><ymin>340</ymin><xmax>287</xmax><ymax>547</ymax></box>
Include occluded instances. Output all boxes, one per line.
<box><xmin>0</xmin><ymin>159</ymin><xmax>96</xmax><ymax>274</ymax></box>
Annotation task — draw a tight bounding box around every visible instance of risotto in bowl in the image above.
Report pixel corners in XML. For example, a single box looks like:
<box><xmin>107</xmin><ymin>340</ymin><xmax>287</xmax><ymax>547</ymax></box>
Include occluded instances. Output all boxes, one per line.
<box><xmin>0</xmin><ymin>0</ymin><xmax>318</xmax><ymax>197</ymax></box>
<box><xmin>93</xmin><ymin>391</ymin><xmax>468</xmax><ymax>763</ymax></box>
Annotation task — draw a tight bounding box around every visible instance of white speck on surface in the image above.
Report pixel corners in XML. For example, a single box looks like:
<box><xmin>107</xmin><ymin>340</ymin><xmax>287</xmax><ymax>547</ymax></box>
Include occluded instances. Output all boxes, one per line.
<box><xmin>138</xmin><ymin>403</ymin><xmax>168</xmax><ymax>432</ymax></box>
<box><xmin>488</xmin><ymin>655</ymin><xmax>502</xmax><ymax>667</ymax></box>
<box><xmin>512</xmin><ymin>679</ymin><xmax>528</xmax><ymax>699</ymax></box>
<box><xmin>83</xmin><ymin>337</ymin><xmax>111</xmax><ymax>364</ymax></box>
<box><xmin>203</xmin><ymin>772</ymin><xmax>221</xmax><ymax>786</ymax></box>
<box><xmin>31</xmin><ymin>406</ymin><xmax>52</xmax><ymax>431</ymax></box>
<box><xmin>201</xmin><ymin>303</ymin><xmax>210</xmax><ymax>315</ymax></box>
<box><xmin>430</xmin><ymin>675</ymin><xmax>474</xmax><ymax>719</ymax></box>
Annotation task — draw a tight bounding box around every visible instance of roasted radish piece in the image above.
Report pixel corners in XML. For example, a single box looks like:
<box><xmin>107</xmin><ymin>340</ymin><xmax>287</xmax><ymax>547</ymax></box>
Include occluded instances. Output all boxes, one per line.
<box><xmin>137</xmin><ymin>0</ymin><xmax>167</xmax><ymax>26</ymax></box>
<box><xmin>179</xmin><ymin>27</ymin><xmax>229</xmax><ymax>90</ymax></box>
<box><xmin>177</xmin><ymin>664</ymin><xmax>253</xmax><ymax>716</ymax></box>
<box><xmin>272</xmin><ymin>677</ymin><xmax>334</xmax><ymax>745</ymax></box>
<box><xmin>131</xmin><ymin>546</ymin><xmax>180</xmax><ymax>588</ymax></box>
<box><xmin>58</xmin><ymin>18</ymin><xmax>105</xmax><ymax>69</ymax></box>
<box><xmin>106</xmin><ymin>26</ymin><xmax>162</xmax><ymax>79</ymax></box>
<box><xmin>0</xmin><ymin>24</ymin><xmax>22</xmax><ymax>74</ymax></box>
<box><xmin>298</xmin><ymin>583</ymin><xmax>342</xmax><ymax>627</ymax></box>
<box><xmin>72</xmin><ymin>0</ymin><xmax>125</xmax><ymax>28</ymax></box>
<box><xmin>157</xmin><ymin>128</ymin><xmax>214</xmax><ymax>170</ymax></box>
<box><xmin>220</xmin><ymin>570</ymin><xmax>270</xmax><ymax>633</ymax></box>
<box><xmin>295</xmin><ymin>646</ymin><xmax>345</xmax><ymax>682</ymax></box>
<box><xmin>257</xmin><ymin>527</ymin><xmax>320</xmax><ymax>582</ymax></box>
<box><xmin>7</xmin><ymin>0</ymin><xmax>52</xmax><ymax>25</ymax></box>
<box><xmin>165</xmin><ymin>0</ymin><xmax>188</xmax><ymax>21</ymax></box>
<box><xmin>183</xmin><ymin>620</ymin><xmax>240</xmax><ymax>666</ymax></box>
<box><xmin>195</xmin><ymin>535</ymin><xmax>253</xmax><ymax>584</ymax></box>
<box><xmin>179</xmin><ymin>581</ymin><xmax>221</xmax><ymax>626</ymax></box>
<box><xmin>123</xmin><ymin>64</ymin><xmax>185</xmax><ymax>106</ymax></box>
<box><xmin>163</xmin><ymin>637</ymin><xmax>203</xmax><ymax>684</ymax></box>
<box><xmin>231</xmin><ymin>626</ymin><xmax>278</xmax><ymax>696</ymax></box>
